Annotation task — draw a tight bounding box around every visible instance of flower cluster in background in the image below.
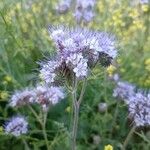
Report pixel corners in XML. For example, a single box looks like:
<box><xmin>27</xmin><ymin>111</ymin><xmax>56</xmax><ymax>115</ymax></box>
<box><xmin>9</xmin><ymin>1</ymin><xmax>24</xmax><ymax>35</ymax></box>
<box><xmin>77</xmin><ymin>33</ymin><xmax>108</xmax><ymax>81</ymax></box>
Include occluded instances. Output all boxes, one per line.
<box><xmin>55</xmin><ymin>0</ymin><xmax>96</xmax><ymax>23</ymax></box>
<box><xmin>113</xmin><ymin>75</ymin><xmax>150</xmax><ymax>127</ymax></box>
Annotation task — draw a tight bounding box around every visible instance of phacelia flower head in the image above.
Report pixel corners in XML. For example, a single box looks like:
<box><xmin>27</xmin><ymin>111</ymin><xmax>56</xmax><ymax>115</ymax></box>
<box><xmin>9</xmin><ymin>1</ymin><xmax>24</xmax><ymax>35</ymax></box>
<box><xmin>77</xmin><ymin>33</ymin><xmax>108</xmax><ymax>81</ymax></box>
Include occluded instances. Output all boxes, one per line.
<box><xmin>4</xmin><ymin>116</ymin><xmax>28</xmax><ymax>137</ymax></box>
<box><xmin>40</xmin><ymin>25</ymin><xmax>117</xmax><ymax>84</ymax></box>
<box><xmin>74</xmin><ymin>0</ymin><xmax>96</xmax><ymax>23</ymax></box>
<box><xmin>56</xmin><ymin>0</ymin><xmax>72</xmax><ymax>14</ymax></box>
<box><xmin>34</xmin><ymin>85</ymin><xmax>65</xmax><ymax>111</ymax></box>
<box><xmin>113</xmin><ymin>81</ymin><xmax>136</xmax><ymax>101</ymax></box>
<box><xmin>9</xmin><ymin>89</ymin><xmax>35</xmax><ymax>108</ymax></box>
<box><xmin>128</xmin><ymin>91</ymin><xmax>150</xmax><ymax>127</ymax></box>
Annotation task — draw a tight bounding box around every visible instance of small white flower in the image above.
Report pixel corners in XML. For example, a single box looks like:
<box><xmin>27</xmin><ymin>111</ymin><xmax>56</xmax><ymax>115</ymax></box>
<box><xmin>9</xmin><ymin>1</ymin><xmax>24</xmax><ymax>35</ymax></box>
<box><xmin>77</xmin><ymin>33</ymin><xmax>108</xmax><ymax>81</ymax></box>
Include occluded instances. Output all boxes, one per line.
<box><xmin>51</xmin><ymin>29</ymin><xmax>64</xmax><ymax>40</ymax></box>
<box><xmin>73</xmin><ymin>58</ymin><xmax>88</xmax><ymax>77</ymax></box>
<box><xmin>40</xmin><ymin>60</ymin><xmax>60</xmax><ymax>84</ymax></box>
<box><xmin>62</xmin><ymin>38</ymin><xmax>77</xmax><ymax>49</ymax></box>
<box><xmin>66</xmin><ymin>53</ymin><xmax>83</xmax><ymax>65</ymax></box>
<box><xmin>66</xmin><ymin>53</ymin><xmax>88</xmax><ymax>77</ymax></box>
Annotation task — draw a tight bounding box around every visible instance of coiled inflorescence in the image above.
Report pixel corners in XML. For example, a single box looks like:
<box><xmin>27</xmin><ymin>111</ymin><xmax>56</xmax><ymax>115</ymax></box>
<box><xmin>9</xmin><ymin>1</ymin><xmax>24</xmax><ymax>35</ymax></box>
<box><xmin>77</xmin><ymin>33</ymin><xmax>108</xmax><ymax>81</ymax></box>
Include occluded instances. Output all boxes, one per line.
<box><xmin>56</xmin><ymin>0</ymin><xmax>72</xmax><ymax>14</ymax></box>
<box><xmin>74</xmin><ymin>0</ymin><xmax>96</xmax><ymax>23</ymax></box>
<box><xmin>113</xmin><ymin>81</ymin><xmax>136</xmax><ymax>101</ymax></box>
<box><xmin>34</xmin><ymin>85</ymin><xmax>65</xmax><ymax>111</ymax></box>
<box><xmin>9</xmin><ymin>88</ymin><xmax>35</xmax><ymax>107</ymax></box>
<box><xmin>113</xmin><ymin>78</ymin><xmax>150</xmax><ymax>127</ymax></box>
<box><xmin>4</xmin><ymin>116</ymin><xmax>28</xmax><ymax>137</ymax></box>
<box><xmin>128</xmin><ymin>92</ymin><xmax>150</xmax><ymax>127</ymax></box>
<box><xmin>9</xmin><ymin>85</ymin><xmax>65</xmax><ymax>111</ymax></box>
<box><xmin>40</xmin><ymin>25</ymin><xmax>117</xmax><ymax>84</ymax></box>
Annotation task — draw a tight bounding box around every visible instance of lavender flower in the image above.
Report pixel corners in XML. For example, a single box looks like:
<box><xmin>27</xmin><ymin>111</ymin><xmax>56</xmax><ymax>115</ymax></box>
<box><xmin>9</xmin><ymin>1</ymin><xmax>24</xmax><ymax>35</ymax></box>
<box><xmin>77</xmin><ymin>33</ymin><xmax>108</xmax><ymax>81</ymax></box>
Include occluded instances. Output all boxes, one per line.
<box><xmin>4</xmin><ymin>116</ymin><xmax>28</xmax><ymax>137</ymax></box>
<box><xmin>40</xmin><ymin>25</ymin><xmax>117</xmax><ymax>84</ymax></box>
<box><xmin>74</xmin><ymin>0</ymin><xmax>96</xmax><ymax>23</ymax></box>
<box><xmin>113</xmin><ymin>81</ymin><xmax>135</xmax><ymax>101</ymax></box>
<box><xmin>39</xmin><ymin>60</ymin><xmax>61</xmax><ymax>84</ymax></box>
<box><xmin>66</xmin><ymin>53</ymin><xmax>88</xmax><ymax>77</ymax></box>
<box><xmin>140</xmin><ymin>0</ymin><xmax>149</xmax><ymax>4</ymax></box>
<box><xmin>34</xmin><ymin>85</ymin><xmax>65</xmax><ymax>111</ymax></box>
<box><xmin>9</xmin><ymin>89</ymin><xmax>35</xmax><ymax>107</ymax></box>
<box><xmin>56</xmin><ymin>0</ymin><xmax>72</xmax><ymax>14</ymax></box>
<box><xmin>128</xmin><ymin>92</ymin><xmax>150</xmax><ymax>127</ymax></box>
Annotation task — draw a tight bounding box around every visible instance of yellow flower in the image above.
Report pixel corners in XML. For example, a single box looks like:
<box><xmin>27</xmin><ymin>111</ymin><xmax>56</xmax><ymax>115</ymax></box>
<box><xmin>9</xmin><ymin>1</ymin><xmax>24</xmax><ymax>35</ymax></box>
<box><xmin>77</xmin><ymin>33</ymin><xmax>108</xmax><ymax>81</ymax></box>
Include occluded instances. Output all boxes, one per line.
<box><xmin>0</xmin><ymin>126</ymin><xmax>3</xmax><ymax>132</ymax></box>
<box><xmin>104</xmin><ymin>144</ymin><xmax>113</xmax><ymax>150</ymax></box>
<box><xmin>107</xmin><ymin>65</ymin><xmax>116</xmax><ymax>76</ymax></box>
<box><xmin>145</xmin><ymin>58</ymin><xmax>150</xmax><ymax>65</ymax></box>
<box><xmin>4</xmin><ymin>75</ymin><xmax>12</xmax><ymax>82</ymax></box>
<box><xmin>97</xmin><ymin>1</ymin><xmax>105</xmax><ymax>13</ymax></box>
<box><xmin>65</xmin><ymin>106</ymin><xmax>71</xmax><ymax>113</ymax></box>
<box><xmin>129</xmin><ymin>9</ymin><xmax>139</xmax><ymax>18</ymax></box>
<box><xmin>16</xmin><ymin>2</ymin><xmax>21</xmax><ymax>10</ymax></box>
<box><xmin>0</xmin><ymin>91</ymin><xmax>9</xmax><ymax>100</ymax></box>
<box><xmin>133</xmin><ymin>20</ymin><xmax>143</xmax><ymax>29</ymax></box>
<box><xmin>141</xmin><ymin>5</ymin><xmax>149</xmax><ymax>12</ymax></box>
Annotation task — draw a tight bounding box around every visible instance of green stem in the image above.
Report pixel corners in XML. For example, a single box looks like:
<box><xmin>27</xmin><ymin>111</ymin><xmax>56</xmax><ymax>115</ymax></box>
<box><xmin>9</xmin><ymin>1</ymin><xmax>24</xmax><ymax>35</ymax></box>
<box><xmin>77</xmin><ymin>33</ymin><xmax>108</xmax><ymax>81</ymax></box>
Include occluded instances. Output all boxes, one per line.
<box><xmin>71</xmin><ymin>76</ymin><xmax>78</xmax><ymax>150</ymax></box>
<box><xmin>28</xmin><ymin>105</ymin><xmax>49</xmax><ymax>150</ymax></box>
<box><xmin>22</xmin><ymin>138</ymin><xmax>30</xmax><ymax>150</ymax></box>
<box><xmin>28</xmin><ymin>105</ymin><xmax>42</xmax><ymax>126</ymax></box>
<box><xmin>122</xmin><ymin>126</ymin><xmax>136</xmax><ymax>150</ymax></box>
<box><xmin>110</xmin><ymin>101</ymin><xmax>119</xmax><ymax>138</ymax></box>
<box><xmin>42</xmin><ymin>111</ymin><xmax>50</xmax><ymax>150</ymax></box>
<box><xmin>78</xmin><ymin>78</ymin><xmax>87</xmax><ymax>105</ymax></box>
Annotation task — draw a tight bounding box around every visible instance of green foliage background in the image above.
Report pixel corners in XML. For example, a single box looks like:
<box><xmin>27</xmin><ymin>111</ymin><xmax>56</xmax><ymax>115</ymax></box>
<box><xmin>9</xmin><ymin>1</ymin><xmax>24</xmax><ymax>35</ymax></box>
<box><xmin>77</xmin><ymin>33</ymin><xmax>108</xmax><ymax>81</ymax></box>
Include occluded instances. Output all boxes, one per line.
<box><xmin>0</xmin><ymin>0</ymin><xmax>150</xmax><ymax>149</ymax></box>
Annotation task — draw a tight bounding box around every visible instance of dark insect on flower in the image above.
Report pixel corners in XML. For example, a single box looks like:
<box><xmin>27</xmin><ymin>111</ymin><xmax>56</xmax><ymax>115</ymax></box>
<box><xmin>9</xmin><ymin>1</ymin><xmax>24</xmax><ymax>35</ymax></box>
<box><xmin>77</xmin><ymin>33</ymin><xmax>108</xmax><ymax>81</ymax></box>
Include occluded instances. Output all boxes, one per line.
<box><xmin>99</xmin><ymin>52</ymin><xmax>113</xmax><ymax>67</ymax></box>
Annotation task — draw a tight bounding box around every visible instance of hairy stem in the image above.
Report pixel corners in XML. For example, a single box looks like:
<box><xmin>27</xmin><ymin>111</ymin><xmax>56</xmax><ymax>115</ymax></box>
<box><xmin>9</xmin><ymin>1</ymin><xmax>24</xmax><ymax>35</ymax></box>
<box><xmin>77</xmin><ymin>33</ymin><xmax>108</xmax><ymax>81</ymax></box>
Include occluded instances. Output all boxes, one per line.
<box><xmin>42</xmin><ymin>111</ymin><xmax>50</xmax><ymax>150</ymax></box>
<box><xmin>71</xmin><ymin>77</ymin><xmax>87</xmax><ymax>150</ymax></box>
<box><xmin>122</xmin><ymin>126</ymin><xmax>136</xmax><ymax>150</ymax></box>
<box><xmin>71</xmin><ymin>76</ymin><xmax>78</xmax><ymax>150</ymax></box>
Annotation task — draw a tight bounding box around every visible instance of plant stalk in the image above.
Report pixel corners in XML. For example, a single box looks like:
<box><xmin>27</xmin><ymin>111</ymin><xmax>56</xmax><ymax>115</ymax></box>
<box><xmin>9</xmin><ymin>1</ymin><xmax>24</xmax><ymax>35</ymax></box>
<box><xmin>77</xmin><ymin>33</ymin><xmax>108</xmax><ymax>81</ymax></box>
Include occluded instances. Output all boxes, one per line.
<box><xmin>122</xmin><ymin>126</ymin><xmax>136</xmax><ymax>150</ymax></box>
<box><xmin>71</xmin><ymin>77</ymin><xmax>87</xmax><ymax>150</ymax></box>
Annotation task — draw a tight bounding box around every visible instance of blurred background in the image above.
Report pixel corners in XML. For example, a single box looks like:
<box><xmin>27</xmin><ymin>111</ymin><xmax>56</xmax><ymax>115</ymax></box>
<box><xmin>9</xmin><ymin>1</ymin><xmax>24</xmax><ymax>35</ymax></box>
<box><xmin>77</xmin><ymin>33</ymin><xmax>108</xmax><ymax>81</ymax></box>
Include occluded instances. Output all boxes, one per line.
<box><xmin>0</xmin><ymin>0</ymin><xmax>150</xmax><ymax>149</ymax></box>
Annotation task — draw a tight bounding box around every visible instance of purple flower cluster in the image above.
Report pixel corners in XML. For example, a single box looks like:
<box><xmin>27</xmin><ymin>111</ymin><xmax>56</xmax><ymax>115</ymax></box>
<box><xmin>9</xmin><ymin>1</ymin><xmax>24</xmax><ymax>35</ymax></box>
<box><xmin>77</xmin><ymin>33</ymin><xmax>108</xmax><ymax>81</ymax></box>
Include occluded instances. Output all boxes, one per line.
<box><xmin>55</xmin><ymin>0</ymin><xmax>96</xmax><ymax>23</ymax></box>
<box><xmin>128</xmin><ymin>92</ymin><xmax>150</xmax><ymax>127</ymax></box>
<box><xmin>140</xmin><ymin>0</ymin><xmax>149</xmax><ymax>4</ymax></box>
<box><xmin>74</xmin><ymin>0</ymin><xmax>96</xmax><ymax>23</ymax></box>
<box><xmin>9</xmin><ymin>85</ymin><xmax>65</xmax><ymax>111</ymax></box>
<box><xmin>113</xmin><ymin>81</ymin><xmax>135</xmax><ymax>101</ymax></box>
<box><xmin>34</xmin><ymin>85</ymin><xmax>64</xmax><ymax>111</ymax></box>
<box><xmin>56</xmin><ymin>0</ymin><xmax>72</xmax><ymax>14</ymax></box>
<box><xmin>4</xmin><ymin>116</ymin><xmax>28</xmax><ymax>137</ymax></box>
<box><xmin>113</xmin><ymin>77</ymin><xmax>150</xmax><ymax>127</ymax></box>
<box><xmin>9</xmin><ymin>88</ymin><xmax>35</xmax><ymax>107</ymax></box>
<box><xmin>40</xmin><ymin>25</ymin><xmax>117</xmax><ymax>84</ymax></box>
